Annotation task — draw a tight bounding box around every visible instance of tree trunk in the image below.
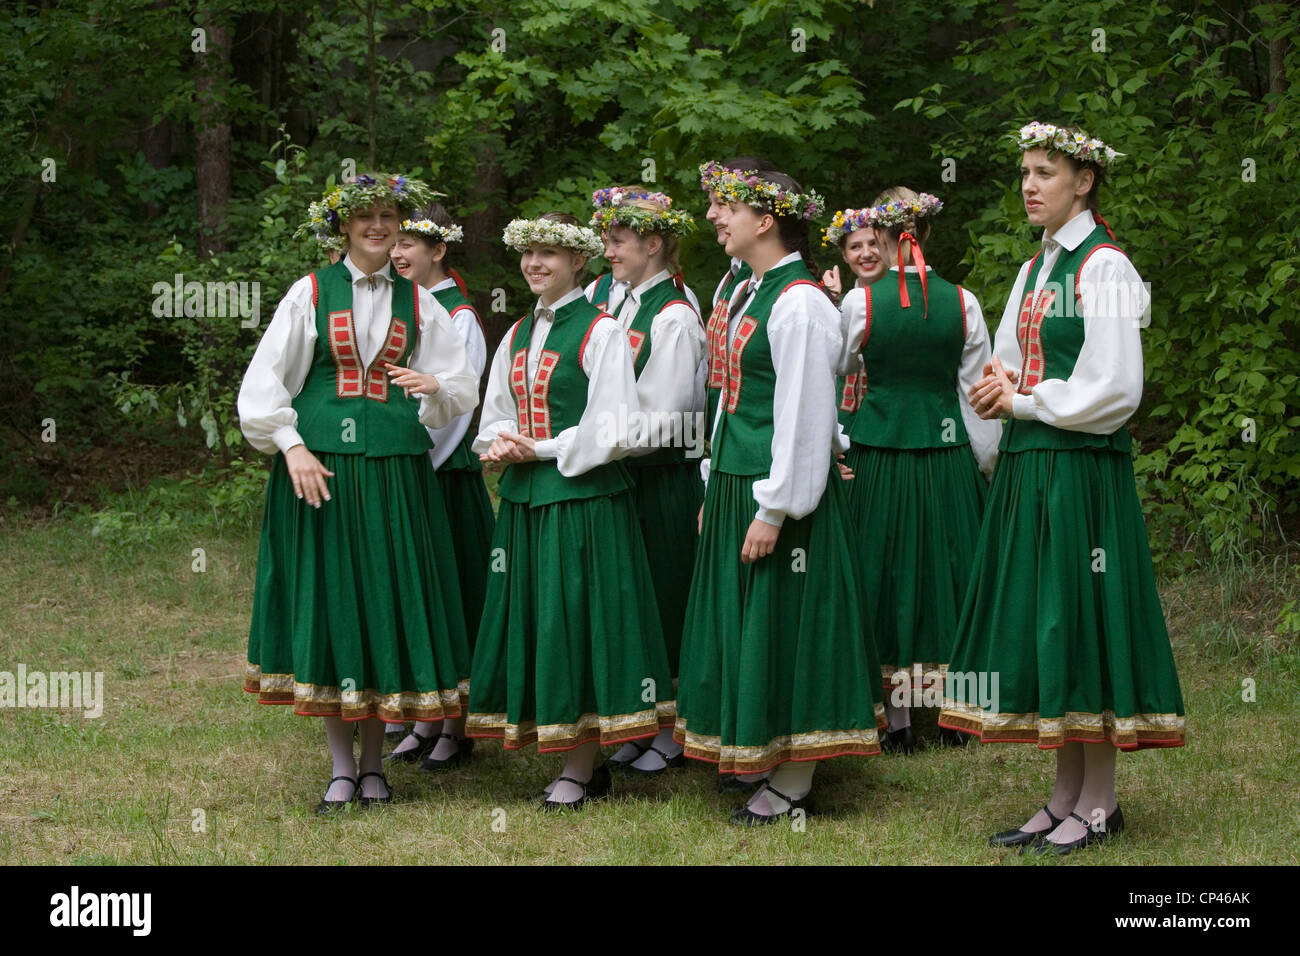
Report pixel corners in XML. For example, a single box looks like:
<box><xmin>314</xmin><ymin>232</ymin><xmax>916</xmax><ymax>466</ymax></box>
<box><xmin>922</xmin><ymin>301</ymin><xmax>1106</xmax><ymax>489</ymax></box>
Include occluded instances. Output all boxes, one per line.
<box><xmin>195</xmin><ymin>16</ymin><xmax>232</xmax><ymax>257</ymax></box>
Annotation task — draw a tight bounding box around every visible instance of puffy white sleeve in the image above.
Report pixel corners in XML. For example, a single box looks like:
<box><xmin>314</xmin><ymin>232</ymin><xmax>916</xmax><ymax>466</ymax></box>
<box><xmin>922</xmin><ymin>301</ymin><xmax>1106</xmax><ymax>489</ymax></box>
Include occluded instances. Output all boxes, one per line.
<box><xmin>410</xmin><ymin>288</ymin><xmax>479</xmax><ymax>430</ymax></box>
<box><xmin>533</xmin><ymin>317</ymin><xmax>641</xmax><ymax>475</ymax></box>
<box><xmin>472</xmin><ymin>324</ymin><xmax>521</xmax><ymax>453</ymax></box>
<box><xmin>837</xmin><ymin>285</ymin><xmax>869</xmax><ymax>376</ymax></box>
<box><xmin>751</xmin><ymin>285</ymin><xmax>840</xmax><ymax>526</ymax></box>
<box><xmin>630</xmin><ymin>302</ymin><xmax>706</xmax><ymax>455</ymax></box>
<box><xmin>582</xmin><ymin>278</ymin><xmax>599</xmax><ymax>303</ymax></box>
<box><xmin>426</xmin><ymin>306</ymin><xmax>487</xmax><ymax>468</ymax></box>
<box><xmin>954</xmin><ymin>288</ymin><xmax>1002</xmax><ymax>477</ymax></box>
<box><xmin>1008</xmin><ymin>250</ymin><xmax>1147</xmax><ymax>433</ymax></box>
<box><xmin>237</xmin><ymin>276</ymin><xmax>318</xmax><ymax>455</ymax></box>
<box><xmin>682</xmin><ymin>281</ymin><xmax>702</xmax><ymax>317</ymax></box>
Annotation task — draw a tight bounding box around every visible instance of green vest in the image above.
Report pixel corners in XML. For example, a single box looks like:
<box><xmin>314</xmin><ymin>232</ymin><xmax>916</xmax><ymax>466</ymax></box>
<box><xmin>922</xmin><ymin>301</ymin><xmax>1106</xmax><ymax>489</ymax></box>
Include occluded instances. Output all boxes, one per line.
<box><xmin>589</xmin><ymin>272</ymin><xmax>616</xmax><ymax>310</ymax></box>
<box><xmin>290</xmin><ymin>260</ymin><xmax>432</xmax><ymax>457</ymax></box>
<box><xmin>705</xmin><ymin>264</ymin><xmax>754</xmax><ymax>427</ymax></box>
<box><xmin>712</xmin><ymin>259</ymin><xmax>819</xmax><ymax>477</ymax></box>
<box><xmin>616</xmin><ymin>275</ymin><xmax>697</xmax><ymax>468</ymax></box>
<box><xmin>430</xmin><ymin>282</ymin><xmax>485</xmax><ymax>472</ymax></box>
<box><xmin>496</xmin><ymin>296</ymin><xmax>633</xmax><ymax>507</ymax></box>
<box><xmin>1001</xmin><ymin>224</ymin><xmax>1132</xmax><ymax>453</ymax></box>
<box><xmin>847</xmin><ymin>270</ymin><xmax>970</xmax><ymax>449</ymax></box>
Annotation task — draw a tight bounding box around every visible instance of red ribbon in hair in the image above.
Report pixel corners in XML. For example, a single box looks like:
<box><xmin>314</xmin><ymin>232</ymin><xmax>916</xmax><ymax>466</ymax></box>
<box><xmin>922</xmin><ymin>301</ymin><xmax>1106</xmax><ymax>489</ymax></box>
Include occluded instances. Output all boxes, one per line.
<box><xmin>449</xmin><ymin>267</ymin><xmax>468</xmax><ymax>297</ymax></box>
<box><xmin>897</xmin><ymin>231</ymin><xmax>930</xmax><ymax>318</ymax></box>
<box><xmin>671</xmin><ymin>271</ymin><xmax>686</xmax><ymax>293</ymax></box>
<box><xmin>1093</xmin><ymin>212</ymin><xmax>1116</xmax><ymax>242</ymax></box>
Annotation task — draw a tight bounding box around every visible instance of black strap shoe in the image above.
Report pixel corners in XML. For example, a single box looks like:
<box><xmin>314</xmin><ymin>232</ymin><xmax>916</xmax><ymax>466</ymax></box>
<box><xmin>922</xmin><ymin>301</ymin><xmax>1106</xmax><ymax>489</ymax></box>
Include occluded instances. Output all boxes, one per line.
<box><xmin>729</xmin><ymin>782</ymin><xmax>814</xmax><ymax>826</ymax></box>
<box><xmin>356</xmin><ymin>771</ymin><xmax>393</xmax><ymax>808</ymax></box>
<box><xmin>315</xmin><ymin>775</ymin><xmax>358</xmax><ymax>815</ymax></box>
<box><xmin>988</xmin><ymin>804</ymin><xmax>1065</xmax><ymax>848</ymax></box>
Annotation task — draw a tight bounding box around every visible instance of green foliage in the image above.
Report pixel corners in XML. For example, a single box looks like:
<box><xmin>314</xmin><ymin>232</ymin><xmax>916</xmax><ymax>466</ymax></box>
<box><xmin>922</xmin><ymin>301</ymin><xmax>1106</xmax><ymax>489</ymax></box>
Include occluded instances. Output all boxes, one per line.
<box><xmin>4</xmin><ymin>0</ymin><xmax>1297</xmax><ymax>589</ymax></box>
<box><xmin>895</xmin><ymin>0</ymin><xmax>1300</xmax><ymax>565</ymax></box>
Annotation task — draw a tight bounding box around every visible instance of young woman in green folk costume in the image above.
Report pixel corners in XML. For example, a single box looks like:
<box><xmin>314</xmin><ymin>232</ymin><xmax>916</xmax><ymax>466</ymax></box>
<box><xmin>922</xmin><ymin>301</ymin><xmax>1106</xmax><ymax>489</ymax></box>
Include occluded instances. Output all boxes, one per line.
<box><xmin>676</xmin><ymin>164</ymin><xmax>885</xmax><ymax>825</ymax></box>
<box><xmin>384</xmin><ymin>203</ymin><xmax>495</xmax><ymax>771</ymax></box>
<box><xmin>821</xmin><ymin>208</ymin><xmax>888</xmax><ymax>433</ymax></box>
<box><xmin>837</xmin><ymin>189</ymin><xmax>1002</xmax><ymax>755</ymax></box>
<box><xmin>583</xmin><ymin>187</ymin><xmax>705</xmax><ymax>776</ymax></box>
<box><xmin>467</xmin><ymin>211</ymin><xmax>674</xmax><ymax>810</ymax></box>
<box><xmin>239</xmin><ymin>173</ymin><xmax>479</xmax><ymax>812</ymax></box>
<box><xmin>941</xmin><ymin>123</ymin><xmax>1186</xmax><ymax>854</ymax></box>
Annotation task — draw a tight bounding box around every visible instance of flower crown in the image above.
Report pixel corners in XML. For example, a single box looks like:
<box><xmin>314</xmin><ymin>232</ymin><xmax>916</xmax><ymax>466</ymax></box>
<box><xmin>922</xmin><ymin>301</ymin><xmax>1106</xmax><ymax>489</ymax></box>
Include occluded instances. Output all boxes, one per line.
<box><xmin>1016</xmin><ymin>121</ymin><xmax>1122</xmax><ymax>168</ymax></box>
<box><xmin>698</xmin><ymin>161</ymin><xmax>825</xmax><ymax>221</ymax></box>
<box><xmin>822</xmin><ymin>208</ymin><xmax>878</xmax><ymax>246</ymax></box>
<box><xmin>868</xmin><ymin>192</ymin><xmax>943</xmax><ymax>229</ymax></box>
<box><xmin>295</xmin><ymin>173</ymin><xmax>439</xmax><ymax>251</ymax></box>
<box><xmin>589</xmin><ymin>187</ymin><xmax>696</xmax><ymax>237</ymax></box>
<box><xmin>401</xmin><ymin>219</ymin><xmax>464</xmax><ymax>243</ymax></box>
<box><xmin>502</xmin><ymin>218</ymin><xmax>604</xmax><ymax>258</ymax></box>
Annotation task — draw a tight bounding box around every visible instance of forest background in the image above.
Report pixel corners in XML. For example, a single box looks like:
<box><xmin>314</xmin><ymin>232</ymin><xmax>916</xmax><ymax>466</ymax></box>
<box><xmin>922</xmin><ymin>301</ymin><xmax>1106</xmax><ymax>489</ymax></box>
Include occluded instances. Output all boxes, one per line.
<box><xmin>2</xmin><ymin>0</ymin><xmax>1297</xmax><ymax>597</ymax></box>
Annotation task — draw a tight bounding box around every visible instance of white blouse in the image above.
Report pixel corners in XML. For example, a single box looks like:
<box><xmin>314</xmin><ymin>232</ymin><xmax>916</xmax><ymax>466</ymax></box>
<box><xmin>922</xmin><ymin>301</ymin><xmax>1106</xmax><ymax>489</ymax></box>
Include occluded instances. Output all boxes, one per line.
<box><xmin>606</xmin><ymin>270</ymin><xmax>706</xmax><ymax>453</ymax></box>
<box><xmin>997</xmin><ymin>210</ymin><xmax>1148</xmax><ymax>433</ymax></box>
<box><xmin>423</xmin><ymin>276</ymin><xmax>488</xmax><ymax>469</ymax></box>
<box><xmin>238</xmin><ymin>255</ymin><xmax>479</xmax><ymax>455</ymax></box>
<box><xmin>585</xmin><ymin>273</ymin><xmax>701</xmax><ymax>323</ymax></box>
<box><xmin>839</xmin><ymin>265</ymin><xmax>1002</xmax><ymax>477</ymax></box>
<box><xmin>703</xmin><ymin>252</ymin><xmax>841</xmax><ymax>527</ymax></box>
<box><xmin>473</xmin><ymin>285</ymin><xmax>641</xmax><ymax>476</ymax></box>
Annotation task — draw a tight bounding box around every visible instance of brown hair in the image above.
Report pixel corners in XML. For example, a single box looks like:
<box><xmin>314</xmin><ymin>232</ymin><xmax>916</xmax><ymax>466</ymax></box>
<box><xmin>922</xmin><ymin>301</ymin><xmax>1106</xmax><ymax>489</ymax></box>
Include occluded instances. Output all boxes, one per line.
<box><xmin>404</xmin><ymin>201</ymin><xmax>457</xmax><ymax>268</ymax></box>
<box><xmin>870</xmin><ymin>186</ymin><xmax>932</xmax><ymax>250</ymax></box>
<box><xmin>537</xmin><ymin>211</ymin><xmax>592</xmax><ymax>272</ymax></box>
<box><xmin>761</xmin><ymin>170</ymin><xmax>823</xmax><ymax>283</ymax></box>
<box><xmin>614</xmin><ymin>185</ymin><xmax>681</xmax><ymax>275</ymax></box>
<box><xmin>1052</xmin><ymin>126</ymin><xmax>1104</xmax><ymax>216</ymax></box>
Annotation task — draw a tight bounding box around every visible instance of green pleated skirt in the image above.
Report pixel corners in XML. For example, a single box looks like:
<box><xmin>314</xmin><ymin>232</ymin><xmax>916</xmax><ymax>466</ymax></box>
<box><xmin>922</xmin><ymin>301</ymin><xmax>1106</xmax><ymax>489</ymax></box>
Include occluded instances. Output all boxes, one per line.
<box><xmin>466</xmin><ymin>490</ymin><xmax>675</xmax><ymax>753</ymax></box>
<box><xmin>675</xmin><ymin>469</ymin><xmax>885</xmax><ymax>774</ymax></box>
<box><xmin>843</xmin><ymin>443</ymin><xmax>987</xmax><ymax>690</ymax></box>
<box><xmin>244</xmin><ymin>452</ymin><xmax>470</xmax><ymax>722</ymax></box>
<box><xmin>436</xmin><ymin>466</ymin><xmax>496</xmax><ymax>653</ymax></box>
<box><xmin>938</xmin><ymin>447</ymin><xmax>1186</xmax><ymax>750</ymax></box>
<box><xmin>630</xmin><ymin>460</ymin><xmax>704</xmax><ymax>677</ymax></box>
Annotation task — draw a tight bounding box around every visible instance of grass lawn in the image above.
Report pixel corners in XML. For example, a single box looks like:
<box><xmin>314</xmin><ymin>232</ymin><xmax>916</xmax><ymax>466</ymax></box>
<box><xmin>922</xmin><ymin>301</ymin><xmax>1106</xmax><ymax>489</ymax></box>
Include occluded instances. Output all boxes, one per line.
<box><xmin>1</xmin><ymin>495</ymin><xmax>1297</xmax><ymax>866</ymax></box>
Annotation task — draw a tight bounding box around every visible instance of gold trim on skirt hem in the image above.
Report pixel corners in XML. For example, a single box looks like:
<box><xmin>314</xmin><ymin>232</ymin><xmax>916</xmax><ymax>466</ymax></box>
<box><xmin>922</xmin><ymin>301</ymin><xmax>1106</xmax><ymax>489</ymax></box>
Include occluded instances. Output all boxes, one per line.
<box><xmin>465</xmin><ymin>699</ymin><xmax>675</xmax><ymax>752</ymax></box>
<box><xmin>243</xmin><ymin>664</ymin><xmax>468</xmax><ymax>721</ymax></box>
<box><xmin>939</xmin><ymin>697</ymin><xmax>1186</xmax><ymax>749</ymax></box>
<box><xmin>673</xmin><ymin>720</ymin><xmax>883</xmax><ymax>774</ymax></box>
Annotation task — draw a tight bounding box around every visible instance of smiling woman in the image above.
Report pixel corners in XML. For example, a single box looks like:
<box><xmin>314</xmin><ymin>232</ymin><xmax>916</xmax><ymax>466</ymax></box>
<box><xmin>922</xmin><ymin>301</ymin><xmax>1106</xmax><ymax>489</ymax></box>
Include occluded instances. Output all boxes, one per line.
<box><xmin>239</xmin><ymin>172</ymin><xmax>480</xmax><ymax>813</ymax></box>
<box><xmin>466</xmin><ymin>209</ymin><xmax>675</xmax><ymax>811</ymax></box>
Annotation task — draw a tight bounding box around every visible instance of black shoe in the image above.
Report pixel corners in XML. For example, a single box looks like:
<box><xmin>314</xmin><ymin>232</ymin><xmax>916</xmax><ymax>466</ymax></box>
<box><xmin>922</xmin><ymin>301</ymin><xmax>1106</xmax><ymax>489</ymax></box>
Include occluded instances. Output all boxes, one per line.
<box><xmin>729</xmin><ymin>782</ymin><xmax>813</xmax><ymax>826</ymax></box>
<box><xmin>419</xmin><ymin>733</ymin><xmax>474</xmax><ymax>772</ymax></box>
<box><xmin>384</xmin><ymin>728</ymin><xmax>437</xmax><ymax>764</ymax></box>
<box><xmin>542</xmin><ymin>763</ymin><xmax>612</xmax><ymax>812</ymax></box>
<box><xmin>718</xmin><ymin>773</ymin><xmax>766</xmax><ymax>794</ymax></box>
<box><xmin>881</xmin><ymin>726</ymin><xmax>916</xmax><ymax>755</ymax></box>
<box><xmin>626</xmin><ymin>744</ymin><xmax>686</xmax><ymax>777</ymax></box>
<box><xmin>988</xmin><ymin>804</ymin><xmax>1065</xmax><ymax>848</ymax></box>
<box><xmin>356</xmin><ymin>771</ymin><xmax>393</xmax><ymax>808</ymax></box>
<box><xmin>606</xmin><ymin>739</ymin><xmax>652</xmax><ymax>772</ymax></box>
<box><xmin>1034</xmin><ymin>806</ymin><xmax>1124</xmax><ymax>856</ymax></box>
<box><xmin>315</xmin><ymin>775</ymin><xmax>358</xmax><ymax>815</ymax></box>
<box><xmin>937</xmin><ymin>726</ymin><xmax>971</xmax><ymax>747</ymax></box>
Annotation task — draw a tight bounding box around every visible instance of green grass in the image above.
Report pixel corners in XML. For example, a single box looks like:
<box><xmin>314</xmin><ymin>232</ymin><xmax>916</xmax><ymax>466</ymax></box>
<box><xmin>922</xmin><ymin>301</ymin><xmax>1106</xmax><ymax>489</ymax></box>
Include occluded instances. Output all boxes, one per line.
<box><xmin>1</xmin><ymin>500</ymin><xmax>1298</xmax><ymax>865</ymax></box>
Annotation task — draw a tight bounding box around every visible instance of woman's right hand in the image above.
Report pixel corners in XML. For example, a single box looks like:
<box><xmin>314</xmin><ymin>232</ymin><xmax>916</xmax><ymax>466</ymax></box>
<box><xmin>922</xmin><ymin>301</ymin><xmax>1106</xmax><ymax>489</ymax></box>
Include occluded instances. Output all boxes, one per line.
<box><xmin>822</xmin><ymin>265</ymin><xmax>842</xmax><ymax>299</ymax></box>
<box><xmin>284</xmin><ymin>445</ymin><xmax>335</xmax><ymax>507</ymax></box>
